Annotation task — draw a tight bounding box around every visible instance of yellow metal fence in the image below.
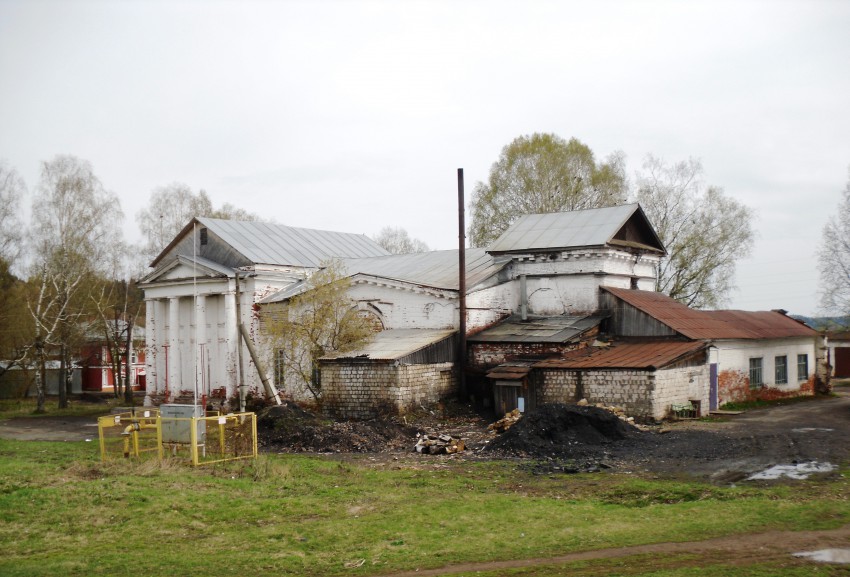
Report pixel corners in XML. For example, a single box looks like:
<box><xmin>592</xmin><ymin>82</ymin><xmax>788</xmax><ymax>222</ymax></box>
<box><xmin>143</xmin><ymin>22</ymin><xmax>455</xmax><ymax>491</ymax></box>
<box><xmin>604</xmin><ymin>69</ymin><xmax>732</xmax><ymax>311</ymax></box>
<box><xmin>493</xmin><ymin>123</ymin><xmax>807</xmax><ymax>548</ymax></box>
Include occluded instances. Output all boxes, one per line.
<box><xmin>98</xmin><ymin>409</ymin><xmax>257</xmax><ymax>466</ymax></box>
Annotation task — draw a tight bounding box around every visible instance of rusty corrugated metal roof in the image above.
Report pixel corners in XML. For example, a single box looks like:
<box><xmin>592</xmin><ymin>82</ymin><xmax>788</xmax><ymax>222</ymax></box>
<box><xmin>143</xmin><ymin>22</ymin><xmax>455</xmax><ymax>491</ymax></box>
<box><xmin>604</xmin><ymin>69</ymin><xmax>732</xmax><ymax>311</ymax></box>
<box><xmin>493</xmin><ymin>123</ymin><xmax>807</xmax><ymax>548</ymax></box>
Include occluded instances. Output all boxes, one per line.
<box><xmin>486</xmin><ymin>363</ymin><xmax>533</xmax><ymax>380</ymax></box>
<box><xmin>535</xmin><ymin>340</ymin><xmax>707</xmax><ymax>370</ymax></box>
<box><xmin>603</xmin><ymin>287</ymin><xmax>817</xmax><ymax>340</ymax></box>
<box><xmin>468</xmin><ymin>314</ymin><xmax>604</xmax><ymax>343</ymax></box>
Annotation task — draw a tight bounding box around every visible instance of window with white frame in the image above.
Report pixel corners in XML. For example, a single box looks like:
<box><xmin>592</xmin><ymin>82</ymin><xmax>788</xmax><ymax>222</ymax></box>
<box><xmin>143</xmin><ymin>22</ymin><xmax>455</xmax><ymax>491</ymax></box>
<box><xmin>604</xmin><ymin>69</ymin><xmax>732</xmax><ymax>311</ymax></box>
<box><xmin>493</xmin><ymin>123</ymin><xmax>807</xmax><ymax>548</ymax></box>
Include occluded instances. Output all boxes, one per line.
<box><xmin>775</xmin><ymin>355</ymin><xmax>787</xmax><ymax>385</ymax></box>
<box><xmin>749</xmin><ymin>357</ymin><xmax>763</xmax><ymax>388</ymax></box>
<box><xmin>797</xmin><ymin>354</ymin><xmax>808</xmax><ymax>381</ymax></box>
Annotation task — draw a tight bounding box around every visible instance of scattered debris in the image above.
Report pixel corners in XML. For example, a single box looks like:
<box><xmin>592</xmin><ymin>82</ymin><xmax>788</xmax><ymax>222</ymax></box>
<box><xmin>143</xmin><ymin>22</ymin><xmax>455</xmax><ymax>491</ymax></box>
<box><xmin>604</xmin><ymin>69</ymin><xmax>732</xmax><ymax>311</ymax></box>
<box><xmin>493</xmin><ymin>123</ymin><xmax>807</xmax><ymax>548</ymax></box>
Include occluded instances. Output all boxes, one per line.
<box><xmin>488</xmin><ymin>409</ymin><xmax>522</xmax><ymax>433</ymax></box>
<box><xmin>414</xmin><ymin>433</ymin><xmax>466</xmax><ymax>455</ymax></box>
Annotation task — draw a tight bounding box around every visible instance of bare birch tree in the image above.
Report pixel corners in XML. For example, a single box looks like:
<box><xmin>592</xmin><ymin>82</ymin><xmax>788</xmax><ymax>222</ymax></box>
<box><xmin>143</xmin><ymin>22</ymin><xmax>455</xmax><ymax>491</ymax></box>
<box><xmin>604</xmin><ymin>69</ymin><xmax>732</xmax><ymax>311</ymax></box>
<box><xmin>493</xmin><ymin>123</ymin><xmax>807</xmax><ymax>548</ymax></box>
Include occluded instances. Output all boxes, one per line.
<box><xmin>373</xmin><ymin>227</ymin><xmax>429</xmax><ymax>254</ymax></box>
<box><xmin>818</xmin><ymin>168</ymin><xmax>850</xmax><ymax>316</ymax></box>
<box><xmin>28</xmin><ymin>155</ymin><xmax>123</xmax><ymax>411</ymax></box>
<box><xmin>0</xmin><ymin>160</ymin><xmax>25</xmax><ymax>266</ymax></box>
<box><xmin>136</xmin><ymin>183</ymin><xmax>263</xmax><ymax>263</ymax></box>
<box><xmin>634</xmin><ymin>155</ymin><xmax>754</xmax><ymax>309</ymax></box>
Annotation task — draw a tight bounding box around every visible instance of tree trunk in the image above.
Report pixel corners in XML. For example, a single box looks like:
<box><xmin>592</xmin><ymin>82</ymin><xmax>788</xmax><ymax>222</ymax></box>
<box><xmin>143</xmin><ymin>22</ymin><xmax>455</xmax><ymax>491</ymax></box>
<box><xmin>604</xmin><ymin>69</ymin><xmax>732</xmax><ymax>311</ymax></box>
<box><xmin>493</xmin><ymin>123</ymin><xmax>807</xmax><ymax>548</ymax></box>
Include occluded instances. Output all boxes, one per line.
<box><xmin>35</xmin><ymin>338</ymin><xmax>46</xmax><ymax>413</ymax></box>
<box><xmin>58</xmin><ymin>344</ymin><xmax>68</xmax><ymax>409</ymax></box>
<box><xmin>123</xmin><ymin>318</ymin><xmax>134</xmax><ymax>405</ymax></box>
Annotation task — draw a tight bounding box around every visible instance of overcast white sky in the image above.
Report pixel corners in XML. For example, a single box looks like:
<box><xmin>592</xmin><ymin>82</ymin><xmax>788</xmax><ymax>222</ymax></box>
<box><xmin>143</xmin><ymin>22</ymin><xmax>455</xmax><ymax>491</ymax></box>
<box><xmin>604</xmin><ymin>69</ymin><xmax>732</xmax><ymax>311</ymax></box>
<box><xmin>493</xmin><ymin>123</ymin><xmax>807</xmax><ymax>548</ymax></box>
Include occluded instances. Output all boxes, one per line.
<box><xmin>1</xmin><ymin>0</ymin><xmax>848</xmax><ymax>316</ymax></box>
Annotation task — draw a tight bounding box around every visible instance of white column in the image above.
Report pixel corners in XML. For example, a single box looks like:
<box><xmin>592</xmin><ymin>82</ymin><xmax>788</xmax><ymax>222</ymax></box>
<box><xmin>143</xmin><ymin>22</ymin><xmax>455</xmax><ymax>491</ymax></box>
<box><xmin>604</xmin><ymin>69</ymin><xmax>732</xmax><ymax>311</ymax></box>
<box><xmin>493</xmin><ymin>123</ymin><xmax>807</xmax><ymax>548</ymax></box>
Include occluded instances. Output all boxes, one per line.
<box><xmin>224</xmin><ymin>289</ymin><xmax>238</xmax><ymax>398</ymax></box>
<box><xmin>143</xmin><ymin>299</ymin><xmax>157</xmax><ymax>406</ymax></box>
<box><xmin>168</xmin><ymin>297</ymin><xmax>180</xmax><ymax>401</ymax></box>
<box><xmin>195</xmin><ymin>294</ymin><xmax>206</xmax><ymax>399</ymax></box>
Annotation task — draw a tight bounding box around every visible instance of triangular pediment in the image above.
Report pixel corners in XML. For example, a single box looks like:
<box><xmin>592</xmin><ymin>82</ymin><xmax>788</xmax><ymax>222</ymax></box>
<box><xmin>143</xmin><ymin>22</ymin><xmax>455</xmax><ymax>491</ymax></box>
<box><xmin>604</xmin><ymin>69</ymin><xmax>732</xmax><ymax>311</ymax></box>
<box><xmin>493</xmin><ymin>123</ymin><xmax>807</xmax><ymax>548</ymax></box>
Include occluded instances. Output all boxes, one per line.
<box><xmin>141</xmin><ymin>255</ymin><xmax>233</xmax><ymax>284</ymax></box>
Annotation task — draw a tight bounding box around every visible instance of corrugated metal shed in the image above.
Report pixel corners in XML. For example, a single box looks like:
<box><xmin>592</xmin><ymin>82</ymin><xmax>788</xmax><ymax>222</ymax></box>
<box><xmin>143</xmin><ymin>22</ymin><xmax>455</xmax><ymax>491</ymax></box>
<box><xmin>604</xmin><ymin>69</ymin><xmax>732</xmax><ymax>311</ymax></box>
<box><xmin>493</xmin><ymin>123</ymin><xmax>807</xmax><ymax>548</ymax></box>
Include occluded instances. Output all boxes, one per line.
<box><xmin>468</xmin><ymin>314</ymin><xmax>604</xmax><ymax>343</ymax></box>
<box><xmin>320</xmin><ymin>329</ymin><xmax>457</xmax><ymax>363</ymax></box>
<box><xmin>603</xmin><ymin>287</ymin><xmax>818</xmax><ymax>340</ymax></box>
<box><xmin>487</xmin><ymin>204</ymin><xmax>664</xmax><ymax>254</ymax></box>
<box><xmin>153</xmin><ymin>218</ymin><xmax>389</xmax><ymax>268</ymax></box>
<box><xmin>535</xmin><ymin>340</ymin><xmax>707</xmax><ymax>370</ymax></box>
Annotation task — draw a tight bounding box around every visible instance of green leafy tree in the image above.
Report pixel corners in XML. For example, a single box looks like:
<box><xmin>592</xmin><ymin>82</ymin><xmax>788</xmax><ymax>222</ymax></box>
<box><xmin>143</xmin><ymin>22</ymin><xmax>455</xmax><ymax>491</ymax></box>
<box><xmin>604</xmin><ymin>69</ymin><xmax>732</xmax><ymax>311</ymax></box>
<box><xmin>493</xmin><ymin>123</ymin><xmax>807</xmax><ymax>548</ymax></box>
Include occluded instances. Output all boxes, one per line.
<box><xmin>263</xmin><ymin>260</ymin><xmax>374</xmax><ymax>401</ymax></box>
<box><xmin>634</xmin><ymin>155</ymin><xmax>754</xmax><ymax>309</ymax></box>
<box><xmin>819</xmin><ymin>167</ymin><xmax>850</xmax><ymax>315</ymax></box>
<box><xmin>469</xmin><ymin>133</ymin><xmax>628</xmax><ymax>247</ymax></box>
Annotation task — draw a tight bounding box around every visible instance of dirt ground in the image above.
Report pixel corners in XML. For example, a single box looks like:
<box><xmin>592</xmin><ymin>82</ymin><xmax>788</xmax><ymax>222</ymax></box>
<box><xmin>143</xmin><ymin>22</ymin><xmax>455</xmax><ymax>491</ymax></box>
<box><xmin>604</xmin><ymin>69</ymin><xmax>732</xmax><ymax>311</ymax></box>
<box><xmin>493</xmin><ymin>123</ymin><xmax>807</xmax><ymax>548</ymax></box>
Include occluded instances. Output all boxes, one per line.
<box><xmin>5</xmin><ymin>388</ymin><xmax>850</xmax><ymax>482</ymax></box>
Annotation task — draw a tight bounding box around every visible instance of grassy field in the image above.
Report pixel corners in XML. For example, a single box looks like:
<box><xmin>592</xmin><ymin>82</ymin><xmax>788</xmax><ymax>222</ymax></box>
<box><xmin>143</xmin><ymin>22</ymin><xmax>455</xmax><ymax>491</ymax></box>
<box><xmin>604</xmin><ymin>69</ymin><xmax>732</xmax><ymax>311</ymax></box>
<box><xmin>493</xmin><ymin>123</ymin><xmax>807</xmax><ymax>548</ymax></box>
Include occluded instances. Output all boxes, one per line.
<box><xmin>1</xmin><ymin>436</ymin><xmax>849</xmax><ymax>576</ymax></box>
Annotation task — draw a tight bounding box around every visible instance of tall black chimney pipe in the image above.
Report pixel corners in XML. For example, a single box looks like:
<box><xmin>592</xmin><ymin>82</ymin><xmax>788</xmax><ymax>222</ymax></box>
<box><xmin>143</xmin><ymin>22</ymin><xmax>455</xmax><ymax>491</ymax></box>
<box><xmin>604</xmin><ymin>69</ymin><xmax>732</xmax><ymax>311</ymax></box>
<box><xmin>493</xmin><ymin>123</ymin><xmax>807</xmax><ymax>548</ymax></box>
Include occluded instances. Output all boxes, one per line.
<box><xmin>457</xmin><ymin>168</ymin><xmax>467</xmax><ymax>398</ymax></box>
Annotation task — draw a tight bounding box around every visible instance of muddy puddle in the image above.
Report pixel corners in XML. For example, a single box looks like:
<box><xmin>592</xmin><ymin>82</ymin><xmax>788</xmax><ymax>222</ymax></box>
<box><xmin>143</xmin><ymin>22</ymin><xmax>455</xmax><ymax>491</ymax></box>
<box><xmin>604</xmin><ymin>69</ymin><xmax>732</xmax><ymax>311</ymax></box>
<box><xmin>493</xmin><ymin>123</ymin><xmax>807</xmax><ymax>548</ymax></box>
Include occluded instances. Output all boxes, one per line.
<box><xmin>794</xmin><ymin>549</ymin><xmax>850</xmax><ymax>564</ymax></box>
<box><xmin>747</xmin><ymin>461</ymin><xmax>836</xmax><ymax>480</ymax></box>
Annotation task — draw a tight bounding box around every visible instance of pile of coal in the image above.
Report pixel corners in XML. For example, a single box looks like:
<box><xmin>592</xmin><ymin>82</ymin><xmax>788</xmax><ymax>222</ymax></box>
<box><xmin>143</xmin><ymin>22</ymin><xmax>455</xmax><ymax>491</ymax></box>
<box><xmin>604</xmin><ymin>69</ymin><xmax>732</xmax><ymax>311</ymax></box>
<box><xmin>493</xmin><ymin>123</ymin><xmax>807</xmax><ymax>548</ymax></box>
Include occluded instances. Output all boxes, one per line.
<box><xmin>485</xmin><ymin>403</ymin><xmax>639</xmax><ymax>459</ymax></box>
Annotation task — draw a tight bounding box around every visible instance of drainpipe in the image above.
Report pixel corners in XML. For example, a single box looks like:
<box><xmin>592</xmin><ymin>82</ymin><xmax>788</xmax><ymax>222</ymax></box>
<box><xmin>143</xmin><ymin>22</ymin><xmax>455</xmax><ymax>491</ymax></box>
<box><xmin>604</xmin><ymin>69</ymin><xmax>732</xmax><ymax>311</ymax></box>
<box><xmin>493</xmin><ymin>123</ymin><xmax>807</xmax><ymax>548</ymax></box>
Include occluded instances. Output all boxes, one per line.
<box><xmin>234</xmin><ymin>272</ymin><xmax>247</xmax><ymax>411</ymax></box>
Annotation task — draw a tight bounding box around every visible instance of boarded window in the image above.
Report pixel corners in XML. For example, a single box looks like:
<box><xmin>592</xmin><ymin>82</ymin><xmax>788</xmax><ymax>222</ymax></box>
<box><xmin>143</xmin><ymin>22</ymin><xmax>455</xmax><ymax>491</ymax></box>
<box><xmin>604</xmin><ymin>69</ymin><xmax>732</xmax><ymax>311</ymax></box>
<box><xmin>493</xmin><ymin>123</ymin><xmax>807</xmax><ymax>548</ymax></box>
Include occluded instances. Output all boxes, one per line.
<box><xmin>797</xmin><ymin>354</ymin><xmax>808</xmax><ymax>381</ymax></box>
<box><xmin>775</xmin><ymin>355</ymin><xmax>787</xmax><ymax>385</ymax></box>
<box><xmin>274</xmin><ymin>349</ymin><xmax>285</xmax><ymax>387</ymax></box>
<box><xmin>749</xmin><ymin>357</ymin><xmax>763</xmax><ymax>388</ymax></box>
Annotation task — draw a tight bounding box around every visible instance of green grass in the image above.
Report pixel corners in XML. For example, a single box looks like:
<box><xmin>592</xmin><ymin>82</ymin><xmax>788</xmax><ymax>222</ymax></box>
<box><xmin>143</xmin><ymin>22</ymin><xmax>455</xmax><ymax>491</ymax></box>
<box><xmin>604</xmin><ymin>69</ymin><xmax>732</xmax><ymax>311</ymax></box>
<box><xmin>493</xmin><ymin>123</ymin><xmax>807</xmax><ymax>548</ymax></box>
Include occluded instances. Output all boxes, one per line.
<box><xmin>0</xmin><ymin>396</ymin><xmax>123</xmax><ymax>419</ymax></box>
<box><xmin>719</xmin><ymin>394</ymin><xmax>825</xmax><ymax>412</ymax></box>
<box><xmin>1</xmin><ymin>440</ymin><xmax>849</xmax><ymax>576</ymax></box>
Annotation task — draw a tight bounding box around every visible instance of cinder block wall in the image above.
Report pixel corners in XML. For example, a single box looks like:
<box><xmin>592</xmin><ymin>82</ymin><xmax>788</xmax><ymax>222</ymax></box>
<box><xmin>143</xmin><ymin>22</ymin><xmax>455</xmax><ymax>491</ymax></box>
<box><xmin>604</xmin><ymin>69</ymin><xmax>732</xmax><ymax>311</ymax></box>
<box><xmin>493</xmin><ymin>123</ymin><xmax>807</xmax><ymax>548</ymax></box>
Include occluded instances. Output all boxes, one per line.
<box><xmin>321</xmin><ymin>361</ymin><xmax>457</xmax><ymax>419</ymax></box>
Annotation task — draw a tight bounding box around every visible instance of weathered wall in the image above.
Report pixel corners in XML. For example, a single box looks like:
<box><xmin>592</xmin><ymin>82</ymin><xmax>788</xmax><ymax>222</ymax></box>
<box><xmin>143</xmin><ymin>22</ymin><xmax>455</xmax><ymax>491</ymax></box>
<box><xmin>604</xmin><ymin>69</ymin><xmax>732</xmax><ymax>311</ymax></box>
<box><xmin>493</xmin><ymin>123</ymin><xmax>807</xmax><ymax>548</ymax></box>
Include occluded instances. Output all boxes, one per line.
<box><xmin>715</xmin><ymin>338</ymin><xmax>817</xmax><ymax>405</ymax></box>
<box><xmin>536</xmin><ymin>361</ymin><xmax>706</xmax><ymax>421</ymax></box>
<box><xmin>321</xmin><ymin>361</ymin><xmax>456</xmax><ymax>419</ymax></box>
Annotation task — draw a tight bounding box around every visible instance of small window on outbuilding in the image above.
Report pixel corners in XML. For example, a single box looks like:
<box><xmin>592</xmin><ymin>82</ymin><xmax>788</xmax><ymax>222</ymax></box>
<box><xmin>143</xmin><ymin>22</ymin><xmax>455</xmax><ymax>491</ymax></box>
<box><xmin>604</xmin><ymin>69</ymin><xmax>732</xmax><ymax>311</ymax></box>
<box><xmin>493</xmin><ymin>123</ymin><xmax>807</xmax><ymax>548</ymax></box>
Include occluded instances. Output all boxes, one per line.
<box><xmin>797</xmin><ymin>354</ymin><xmax>809</xmax><ymax>381</ymax></box>
<box><xmin>749</xmin><ymin>357</ymin><xmax>763</xmax><ymax>388</ymax></box>
<box><xmin>200</xmin><ymin>227</ymin><xmax>208</xmax><ymax>245</ymax></box>
<box><xmin>775</xmin><ymin>355</ymin><xmax>788</xmax><ymax>384</ymax></box>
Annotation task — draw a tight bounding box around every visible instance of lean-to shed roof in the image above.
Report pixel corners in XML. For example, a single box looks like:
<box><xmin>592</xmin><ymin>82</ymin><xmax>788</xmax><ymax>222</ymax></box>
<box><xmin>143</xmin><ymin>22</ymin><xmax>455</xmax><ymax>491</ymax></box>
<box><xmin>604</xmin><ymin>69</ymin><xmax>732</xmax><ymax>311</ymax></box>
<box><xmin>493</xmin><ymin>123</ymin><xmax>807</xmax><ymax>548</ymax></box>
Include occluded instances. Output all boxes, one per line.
<box><xmin>535</xmin><ymin>340</ymin><xmax>707</xmax><ymax>370</ymax></box>
<box><xmin>487</xmin><ymin>204</ymin><xmax>665</xmax><ymax>254</ymax></box>
<box><xmin>468</xmin><ymin>314</ymin><xmax>604</xmax><ymax>343</ymax></box>
<box><xmin>320</xmin><ymin>329</ymin><xmax>456</xmax><ymax>362</ymax></box>
<box><xmin>603</xmin><ymin>287</ymin><xmax>817</xmax><ymax>340</ymax></box>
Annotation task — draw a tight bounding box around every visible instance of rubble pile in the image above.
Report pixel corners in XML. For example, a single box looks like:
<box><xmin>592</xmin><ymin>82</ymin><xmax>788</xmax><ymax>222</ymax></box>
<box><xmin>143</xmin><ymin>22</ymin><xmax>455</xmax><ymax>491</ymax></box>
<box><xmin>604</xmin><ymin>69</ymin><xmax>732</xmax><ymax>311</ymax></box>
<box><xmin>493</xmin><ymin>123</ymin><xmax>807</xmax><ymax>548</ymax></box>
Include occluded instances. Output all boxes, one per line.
<box><xmin>256</xmin><ymin>403</ymin><xmax>414</xmax><ymax>453</ymax></box>
<box><xmin>488</xmin><ymin>409</ymin><xmax>522</xmax><ymax>433</ymax></box>
<box><xmin>414</xmin><ymin>433</ymin><xmax>466</xmax><ymax>455</ymax></box>
<box><xmin>485</xmin><ymin>403</ymin><xmax>639</xmax><ymax>459</ymax></box>
<box><xmin>576</xmin><ymin>398</ymin><xmax>641</xmax><ymax>428</ymax></box>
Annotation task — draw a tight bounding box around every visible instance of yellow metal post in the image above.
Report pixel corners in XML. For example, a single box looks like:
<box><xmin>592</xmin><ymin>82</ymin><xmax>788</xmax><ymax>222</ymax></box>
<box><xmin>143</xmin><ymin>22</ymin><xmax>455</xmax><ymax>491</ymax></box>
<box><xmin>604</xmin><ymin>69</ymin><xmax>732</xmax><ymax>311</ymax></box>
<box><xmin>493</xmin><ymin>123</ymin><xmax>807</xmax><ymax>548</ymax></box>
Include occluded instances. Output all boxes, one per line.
<box><xmin>190</xmin><ymin>416</ymin><xmax>199</xmax><ymax>466</ymax></box>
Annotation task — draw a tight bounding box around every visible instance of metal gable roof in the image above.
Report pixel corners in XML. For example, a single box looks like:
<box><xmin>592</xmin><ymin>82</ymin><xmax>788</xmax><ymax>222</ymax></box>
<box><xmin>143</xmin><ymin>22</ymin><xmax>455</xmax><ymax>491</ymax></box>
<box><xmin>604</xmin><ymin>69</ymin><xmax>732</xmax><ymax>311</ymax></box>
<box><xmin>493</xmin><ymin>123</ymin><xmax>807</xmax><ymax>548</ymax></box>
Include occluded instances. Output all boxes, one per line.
<box><xmin>603</xmin><ymin>287</ymin><xmax>818</xmax><ymax>340</ymax></box>
<box><xmin>535</xmin><ymin>340</ymin><xmax>707</xmax><ymax>370</ymax></box>
<box><xmin>341</xmin><ymin>248</ymin><xmax>507</xmax><ymax>291</ymax></box>
<box><xmin>487</xmin><ymin>203</ymin><xmax>662</xmax><ymax>253</ymax></box>
<box><xmin>195</xmin><ymin>218</ymin><xmax>389</xmax><ymax>267</ymax></box>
